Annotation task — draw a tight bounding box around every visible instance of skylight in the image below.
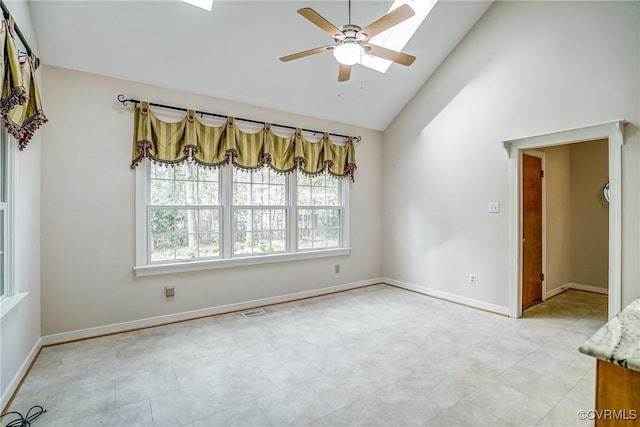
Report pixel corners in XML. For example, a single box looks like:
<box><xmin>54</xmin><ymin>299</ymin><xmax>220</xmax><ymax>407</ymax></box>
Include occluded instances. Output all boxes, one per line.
<box><xmin>361</xmin><ymin>0</ymin><xmax>437</xmax><ymax>73</ymax></box>
<box><xmin>181</xmin><ymin>0</ymin><xmax>214</xmax><ymax>12</ymax></box>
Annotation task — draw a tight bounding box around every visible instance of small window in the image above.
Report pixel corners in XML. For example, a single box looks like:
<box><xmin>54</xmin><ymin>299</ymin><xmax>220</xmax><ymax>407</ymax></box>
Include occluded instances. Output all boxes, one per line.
<box><xmin>148</xmin><ymin>163</ymin><xmax>221</xmax><ymax>263</ymax></box>
<box><xmin>232</xmin><ymin>168</ymin><xmax>287</xmax><ymax>255</ymax></box>
<box><xmin>296</xmin><ymin>174</ymin><xmax>342</xmax><ymax>250</ymax></box>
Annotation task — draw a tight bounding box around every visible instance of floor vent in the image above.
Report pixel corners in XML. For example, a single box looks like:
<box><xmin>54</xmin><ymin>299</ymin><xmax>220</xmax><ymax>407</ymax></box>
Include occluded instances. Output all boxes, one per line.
<box><xmin>240</xmin><ymin>308</ymin><xmax>267</xmax><ymax>318</ymax></box>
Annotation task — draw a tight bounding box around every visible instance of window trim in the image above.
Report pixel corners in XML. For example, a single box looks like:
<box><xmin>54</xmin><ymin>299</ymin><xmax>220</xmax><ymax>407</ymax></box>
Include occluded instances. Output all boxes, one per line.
<box><xmin>0</xmin><ymin>130</ymin><xmax>22</xmax><ymax>320</ymax></box>
<box><xmin>134</xmin><ymin>162</ymin><xmax>350</xmax><ymax>277</ymax></box>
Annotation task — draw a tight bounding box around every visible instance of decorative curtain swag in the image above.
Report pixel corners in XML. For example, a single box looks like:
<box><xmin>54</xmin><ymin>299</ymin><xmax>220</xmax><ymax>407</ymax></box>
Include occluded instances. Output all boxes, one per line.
<box><xmin>130</xmin><ymin>101</ymin><xmax>357</xmax><ymax>180</ymax></box>
<box><xmin>0</xmin><ymin>11</ymin><xmax>46</xmax><ymax>149</ymax></box>
<box><xmin>4</xmin><ymin>55</ymin><xmax>47</xmax><ymax>149</ymax></box>
<box><xmin>0</xmin><ymin>16</ymin><xmax>27</xmax><ymax>114</ymax></box>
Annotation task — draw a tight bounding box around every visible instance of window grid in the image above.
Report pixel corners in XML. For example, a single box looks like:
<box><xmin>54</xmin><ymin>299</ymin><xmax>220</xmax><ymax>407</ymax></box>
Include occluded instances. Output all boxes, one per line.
<box><xmin>141</xmin><ymin>164</ymin><xmax>346</xmax><ymax>266</ymax></box>
<box><xmin>148</xmin><ymin>206</ymin><xmax>221</xmax><ymax>262</ymax></box>
<box><xmin>296</xmin><ymin>174</ymin><xmax>343</xmax><ymax>251</ymax></box>
<box><xmin>232</xmin><ymin>168</ymin><xmax>288</xmax><ymax>256</ymax></box>
<box><xmin>148</xmin><ymin>163</ymin><xmax>222</xmax><ymax>264</ymax></box>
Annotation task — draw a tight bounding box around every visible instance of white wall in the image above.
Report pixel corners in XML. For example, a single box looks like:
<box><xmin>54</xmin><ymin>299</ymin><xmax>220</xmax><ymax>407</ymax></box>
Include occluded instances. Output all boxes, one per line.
<box><xmin>538</xmin><ymin>145</ymin><xmax>571</xmax><ymax>294</ymax></box>
<box><xmin>570</xmin><ymin>140</ymin><xmax>609</xmax><ymax>289</ymax></box>
<box><xmin>39</xmin><ymin>66</ymin><xmax>383</xmax><ymax>337</ymax></box>
<box><xmin>0</xmin><ymin>1</ymin><xmax>42</xmax><ymax>409</ymax></box>
<box><xmin>382</xmin><ymin>1</ymin><xmax>639</xmax><ymax>311</ymax></box>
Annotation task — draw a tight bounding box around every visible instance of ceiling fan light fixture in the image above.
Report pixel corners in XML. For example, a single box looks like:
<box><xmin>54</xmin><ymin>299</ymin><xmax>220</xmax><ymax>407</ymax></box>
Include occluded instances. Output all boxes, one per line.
<box><xmin>333</xmin><ymin>43</ymin><xmax>364</xmax><ymax>65</ymax></box>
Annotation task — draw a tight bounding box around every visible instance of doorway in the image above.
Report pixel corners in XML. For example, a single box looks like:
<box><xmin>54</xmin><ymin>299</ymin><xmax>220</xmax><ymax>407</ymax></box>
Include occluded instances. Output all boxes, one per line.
<box><xmin>504</xmin><ymin>121</ymin><xmax>624</xmax><ymax>319</ymax></box>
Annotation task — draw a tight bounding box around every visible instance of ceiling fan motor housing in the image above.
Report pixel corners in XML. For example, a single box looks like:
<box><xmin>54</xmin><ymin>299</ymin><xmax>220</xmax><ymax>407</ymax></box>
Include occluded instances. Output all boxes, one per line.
<box><xmin>337</xmin><ymin>24</ymin><xmax>367</xmax><ymax>43</ymax></box>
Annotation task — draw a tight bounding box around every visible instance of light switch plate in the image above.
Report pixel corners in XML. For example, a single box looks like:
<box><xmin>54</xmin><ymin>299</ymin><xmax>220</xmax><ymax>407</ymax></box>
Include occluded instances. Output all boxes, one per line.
<box><xmin>488</xmin><ymin>202</ymin><xmax>500</xmax><ymax>213</ymax></box>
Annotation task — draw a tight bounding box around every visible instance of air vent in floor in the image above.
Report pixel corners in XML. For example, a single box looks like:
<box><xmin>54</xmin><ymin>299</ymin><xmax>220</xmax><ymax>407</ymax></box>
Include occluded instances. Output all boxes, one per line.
<box><xmin>240</xmin><ymin>308</ymin><xmax>267</xmax><ymax>318</ymax></box>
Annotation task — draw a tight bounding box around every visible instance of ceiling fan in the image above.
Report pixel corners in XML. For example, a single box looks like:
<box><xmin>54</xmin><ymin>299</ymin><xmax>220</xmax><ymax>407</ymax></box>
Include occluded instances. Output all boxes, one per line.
<box><xmin>280</xmin><ymin>1</ymin><xmax>417</xmax><ymax>82</ymax></box>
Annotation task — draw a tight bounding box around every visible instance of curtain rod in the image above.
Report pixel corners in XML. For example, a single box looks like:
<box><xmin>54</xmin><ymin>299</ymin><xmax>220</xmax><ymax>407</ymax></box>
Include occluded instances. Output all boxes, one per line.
<box><xmin>0</xmin><ymin>0</ymin><xmax>40</xmax><ymax>69</ymax></box>
<box><xmin>117</xmin><ymin>95</ymin><xmax>361</xmax><ymax>142</ymax></box>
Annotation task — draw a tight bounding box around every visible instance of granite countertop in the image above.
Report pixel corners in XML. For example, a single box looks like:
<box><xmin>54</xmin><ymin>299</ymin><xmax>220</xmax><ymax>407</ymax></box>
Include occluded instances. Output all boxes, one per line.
<box><xmin>579</xmin><ymin>298</ymin><xmax>640</xmax><ymax>372</ymax></box>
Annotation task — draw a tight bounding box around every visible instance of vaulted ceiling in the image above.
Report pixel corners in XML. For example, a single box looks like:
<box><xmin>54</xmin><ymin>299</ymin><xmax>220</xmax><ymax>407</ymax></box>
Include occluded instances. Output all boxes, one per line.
<box><xmin>28</xmin><ymin>1</ymin><xmax>492</xmax><ymax>131</ymax></box>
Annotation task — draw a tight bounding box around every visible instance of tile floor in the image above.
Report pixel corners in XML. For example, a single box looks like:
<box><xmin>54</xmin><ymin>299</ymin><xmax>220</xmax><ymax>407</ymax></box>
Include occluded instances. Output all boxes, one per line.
<box><xmin>2</xmin><ymin>285</ymin><xmax>607</xmax><ymax>427</ymax></box>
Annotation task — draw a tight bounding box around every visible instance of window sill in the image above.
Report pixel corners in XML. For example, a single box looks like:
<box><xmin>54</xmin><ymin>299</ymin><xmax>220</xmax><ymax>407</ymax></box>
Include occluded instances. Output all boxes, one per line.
<box><xmin>0</xmin><ymin>292</ymin><xmax>28</xmax><ymax>320</ymax></box>
<box><xmin>134</xmin><ymin>247</ymin><xmax>351</xmax><ymax>277</ymax></box>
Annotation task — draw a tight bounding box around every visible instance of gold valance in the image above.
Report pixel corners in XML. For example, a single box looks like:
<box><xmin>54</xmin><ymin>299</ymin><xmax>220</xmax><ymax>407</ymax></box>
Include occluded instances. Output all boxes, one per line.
<box><xmin>0</xmin><ymin>15</ymin><xmax>47</xmax><ymax>149</ymax></box>
<box><xmin>131</xmin><ymin>102</ymin><xmax>357</xmax><ymax>180</ymax></box>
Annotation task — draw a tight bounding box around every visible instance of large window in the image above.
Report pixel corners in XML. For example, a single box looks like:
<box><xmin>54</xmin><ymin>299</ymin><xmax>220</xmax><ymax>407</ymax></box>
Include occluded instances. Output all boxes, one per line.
<box><xmin>136</xmin><ymin>163</ymin><xmax>349</xmax><ymax>275</ymax></box>
<box><xmin>148</xmin><ymin>163</ymin><xmax>221</xmax><ymax>262</ymax></box>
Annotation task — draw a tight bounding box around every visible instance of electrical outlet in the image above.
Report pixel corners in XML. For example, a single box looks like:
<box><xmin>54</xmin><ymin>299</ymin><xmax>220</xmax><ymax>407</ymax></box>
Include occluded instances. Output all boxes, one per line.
<box><xmin>469</xmin><ymin>274</ymin><xmax>477</xmax><ymax>285</ymax></box>
<box><xmin>334</xmin><ymin>264</ymin><xmax>340</xmax><ymax>274</ymax></box>
<box><xmin>165</xmin><ymin>286</ymin><xmax>175</xmax><ymax>297</ymax></box>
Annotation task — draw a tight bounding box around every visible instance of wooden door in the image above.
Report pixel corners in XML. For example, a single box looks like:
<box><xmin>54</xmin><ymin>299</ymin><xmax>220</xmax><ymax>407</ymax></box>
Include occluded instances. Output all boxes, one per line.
<box><xmin>522</xmin><ymin>154</ymin><xmax>543</xmax><ymax>309</ymax></box>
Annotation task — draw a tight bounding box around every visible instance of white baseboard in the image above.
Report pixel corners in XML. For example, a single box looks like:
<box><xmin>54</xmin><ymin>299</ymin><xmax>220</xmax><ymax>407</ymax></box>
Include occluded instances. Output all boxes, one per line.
<box><xmin>1</xmin><ymin>338</ymin><xmax>41</xmax><ymax>411</ymax></box>
<box><xmin>545</xmin><ymin>286</ymin><xmax>567</xmax><ymax>299</ymax></box>
<box><xmin>41</xmin><ymin>278</ymin><xmax>383</xmax><ymax>345</ymax></box>
<box><xmin>382</xmin><ymin>277</ymin><xmax>510</xmax><ymax>316</ymax></box>
<box><xmin>546</xmin><ymin>282</ymin><xmax>608</xmax><ymax>299</ymax></box>
<box><xmin>566</xmin><ymin>282</ymin><xmax>608</xmax><ymax>295</ymax></box>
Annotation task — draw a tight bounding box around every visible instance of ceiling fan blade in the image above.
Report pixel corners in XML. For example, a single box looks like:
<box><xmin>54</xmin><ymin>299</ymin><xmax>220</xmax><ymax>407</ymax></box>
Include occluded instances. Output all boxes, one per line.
<box><xmin>280</xmin><ymin>46</ymin><xmax>334</xmax><ymax>62</ymax></box>
<box><xmin>357</xmin><ymin>4</ymin><xmax>415</xmax><ymax>40</ymax></box>
<box><xmin>365</xmin><ymin>44</ymin><xmax>416</xmax><ymax>66</ymax></box>
<box><xmin>298</xmin><ymin>8</ymin><xmax>345</xmax><ymax>40</ymax></box>
<box><xmin>338</xmin><ymin>64</ymin><xmax>351</xmax><ymax>82</ymax></box>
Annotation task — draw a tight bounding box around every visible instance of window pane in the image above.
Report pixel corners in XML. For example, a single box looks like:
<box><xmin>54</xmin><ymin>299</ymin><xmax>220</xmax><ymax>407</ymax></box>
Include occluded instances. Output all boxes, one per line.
<box><xmin>327</xmin><ymin>228</ymin><xmax>340</xmax><ymax>247</ymax></box>
<box><xmin>150</xmin><ymin>179</ymin><xmax>176</xmax><ymax>205</ymax></box>
<box><xmin>297</xmin><ymin>185</ymin><xmax>310</xmax><ymax>206</ymax></box>
<box><xmin>198</xmin><ymin>233</ymin><xmax>220</xmax><ymax>257</ymax></box>
<box><xmin>151</xmin><ymin>163</ymin><xmax>219</xmax><ymax>206</ymax></box>
<box><xmin>235</xmin><ymin>168</ymin><xmax>251</xmax><ymax>183</ymax></box>
<box><xmin>252</xmin><ymin>184</ymin><xmax>269</xmax><ymax>205</ymax></box>
<box><xmin>271</xmin><ymin>231</ymin><xmax>286</xmax><ymax>251</ymax></box>
<box><xmin>198</xmin><ymin>167</ymin><xmax>218</xmax><ymax>182</ymax></box>
<box><xmin>151</xmin><ymin>164</ymin><xmax>173</xmax><ymax>180</ymax></box>
<box><xmin>198</xmin><ymin>210</ymin><xmax>219</xmax><ymax>233</ymax></box>
<box><xmin>270</xmin><ymin>172</ymin><xmax>286</xmax><ymax>186</ymax></box>
<box><xmin>173</xmin><ymin>181</ymin><xmax>192</xmax><ymax>205</ymax></box>
<box><xmin>197</xmin><ymin>181</ymin><xmax>219</xmax><ymax>205</ymax></box>
<box><xmin>311</xmin><ymin>188</ymin><xmax>325</xmax><ymax>205</ymax></box>
<box><xmin>296</xmin><ymin>173</ymin><xmax>341</xmax><ymax>207</ymax></box>
<box><xmin>326</xmin><ymin>187</ymin><xmax>340</xmax><ymax>205</ymax></box>
<box><xmin>150</xmin><ymin>208</ymin><xmax>220</xmax><ymax>262</ymax></box>
<box><xmin>296</xmin><ymin>207</ymin><xmax>340</xmax><ymax>250</ymax></box>
<box><xmin>233</xmin><ymin>168</ymin><xmax>287</xmax><ymax>206</ymax></box>
<box><xmin>232</xmin><ymin>207</ymin><xmax>287</xmax><ymax>255</ymax></box>
<box><xmin>233</xmin><ymin>182</ymin><xmax>250</xmax><ymax>205</ymax></box>
<box><xmin>269</xmin><ymin>184</ymin><xmax>286</xmax><ymax>205</ymax></box>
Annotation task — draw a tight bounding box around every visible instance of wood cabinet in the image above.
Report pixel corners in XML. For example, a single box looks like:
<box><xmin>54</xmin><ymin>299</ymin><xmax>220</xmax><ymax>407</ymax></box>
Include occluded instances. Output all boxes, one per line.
<box><xmin>595</xmin><ymin>360</ymin><xmax>640</xmax><ymax>426</ymax></box>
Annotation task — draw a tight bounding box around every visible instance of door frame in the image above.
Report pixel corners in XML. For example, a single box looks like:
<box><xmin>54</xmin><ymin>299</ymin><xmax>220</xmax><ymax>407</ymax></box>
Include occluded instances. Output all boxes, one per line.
<box><xmin>504</xmin><ymin>120</ymin><xmax>625</xmax><ymax>319</ymax></box>
<box><xmin>522</xmin><ymin>150</ymin><xmax>546</xmax><ymax>306</ymax></box>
